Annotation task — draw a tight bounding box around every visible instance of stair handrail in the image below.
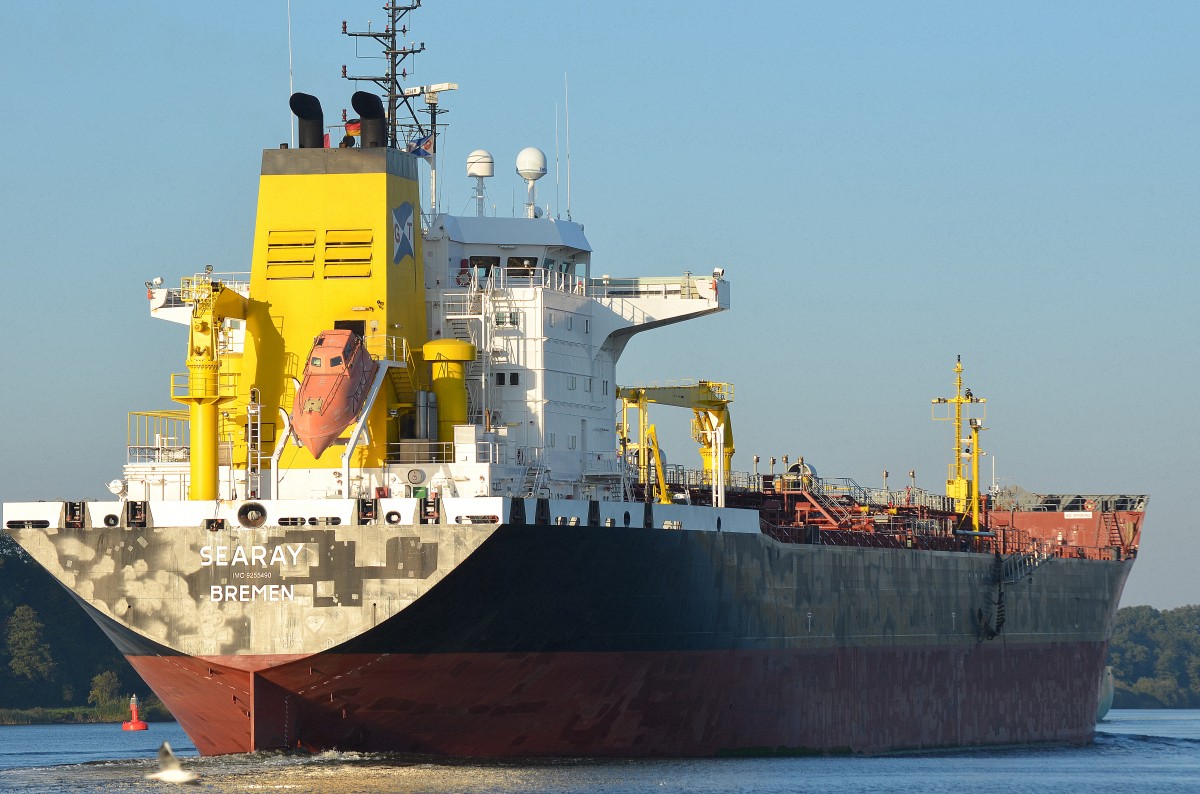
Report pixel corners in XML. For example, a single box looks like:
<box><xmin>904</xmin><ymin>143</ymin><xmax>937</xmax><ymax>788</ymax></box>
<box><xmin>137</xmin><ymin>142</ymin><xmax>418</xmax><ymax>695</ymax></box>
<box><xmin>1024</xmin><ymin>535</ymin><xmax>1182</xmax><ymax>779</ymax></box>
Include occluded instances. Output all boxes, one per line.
<box><xmin>806</xmin><ymin>477</ymin><xmax>853</xmax><ymax>526</ymax></box>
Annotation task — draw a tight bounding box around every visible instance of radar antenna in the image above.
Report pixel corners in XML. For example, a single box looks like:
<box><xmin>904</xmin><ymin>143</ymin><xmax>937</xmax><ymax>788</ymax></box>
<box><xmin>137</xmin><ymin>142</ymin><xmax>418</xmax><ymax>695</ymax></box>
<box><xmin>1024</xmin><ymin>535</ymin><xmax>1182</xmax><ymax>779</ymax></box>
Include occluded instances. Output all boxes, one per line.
<box><xmin>402</xmin><ymin>81</ymin><xmax>458</xmax><ymax>214</ymax></box>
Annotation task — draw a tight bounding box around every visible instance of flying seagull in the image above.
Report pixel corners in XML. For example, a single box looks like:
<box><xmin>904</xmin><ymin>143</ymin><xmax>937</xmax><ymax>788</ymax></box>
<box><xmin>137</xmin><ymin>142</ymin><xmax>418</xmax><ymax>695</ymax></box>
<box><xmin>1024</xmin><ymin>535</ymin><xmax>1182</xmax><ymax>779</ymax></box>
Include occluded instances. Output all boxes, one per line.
<box><xmin>145</xmin><ymin>741</ymin><xmax>199</xmax><ymax>785</ymax></box>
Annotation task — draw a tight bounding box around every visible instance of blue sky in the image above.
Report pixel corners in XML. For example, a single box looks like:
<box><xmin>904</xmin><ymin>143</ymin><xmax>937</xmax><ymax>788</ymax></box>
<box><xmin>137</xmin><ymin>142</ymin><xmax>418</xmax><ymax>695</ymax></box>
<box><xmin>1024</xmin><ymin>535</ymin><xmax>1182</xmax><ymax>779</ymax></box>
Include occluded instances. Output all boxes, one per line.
<box><xmin>0</xmin><ymin>2</ymin><xmax>1196</xmax><ymax>608</ymax></box>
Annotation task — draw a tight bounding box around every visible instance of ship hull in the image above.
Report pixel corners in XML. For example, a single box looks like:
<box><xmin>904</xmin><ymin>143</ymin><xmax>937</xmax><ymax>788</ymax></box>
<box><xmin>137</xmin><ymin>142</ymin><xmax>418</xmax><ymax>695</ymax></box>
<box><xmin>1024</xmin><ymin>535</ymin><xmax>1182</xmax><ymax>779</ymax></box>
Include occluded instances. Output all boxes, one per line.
<box><xmin>119</xmin><ymin>642</ymin><xmax>1107</xmax><ymax>756</ymax></box>
<box><xmin>24</xmin><ymin>521</ymin><xmax>1131</xmax><ymax>756</ymax></box>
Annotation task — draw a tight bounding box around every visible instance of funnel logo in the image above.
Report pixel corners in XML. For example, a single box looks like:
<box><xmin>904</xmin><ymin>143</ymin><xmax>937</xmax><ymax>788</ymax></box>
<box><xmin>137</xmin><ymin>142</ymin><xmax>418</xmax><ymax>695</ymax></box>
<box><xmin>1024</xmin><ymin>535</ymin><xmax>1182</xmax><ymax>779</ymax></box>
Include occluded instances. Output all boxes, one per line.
<box><xmin>392</xmin><ymin>202</ymin><xmax>415</xmax><ymax>263</ymax></box>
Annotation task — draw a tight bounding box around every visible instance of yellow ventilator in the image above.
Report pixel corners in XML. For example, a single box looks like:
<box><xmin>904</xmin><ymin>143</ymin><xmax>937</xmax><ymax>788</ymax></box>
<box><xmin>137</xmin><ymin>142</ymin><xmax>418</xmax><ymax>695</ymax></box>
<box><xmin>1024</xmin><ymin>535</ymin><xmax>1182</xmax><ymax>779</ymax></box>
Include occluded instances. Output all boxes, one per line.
<box><xmin>422</xmin><ymin>339</ymin><xmax>476</xmax><ymax>443</ymax></box>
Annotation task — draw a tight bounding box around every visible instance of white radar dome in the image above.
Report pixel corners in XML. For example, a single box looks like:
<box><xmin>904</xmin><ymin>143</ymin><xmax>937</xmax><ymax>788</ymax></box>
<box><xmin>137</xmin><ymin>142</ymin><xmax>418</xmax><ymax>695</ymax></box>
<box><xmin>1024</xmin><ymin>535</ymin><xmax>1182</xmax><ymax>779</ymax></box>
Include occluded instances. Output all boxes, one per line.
<box><xmin>466</xmin><ymin>149</ymin><xmax>494</xmax><ymax>178</ymax></box>
<box><xmin>515</xmin><ymin>147</ymin><xmax>547</xmax><ymax>182</ymax></box>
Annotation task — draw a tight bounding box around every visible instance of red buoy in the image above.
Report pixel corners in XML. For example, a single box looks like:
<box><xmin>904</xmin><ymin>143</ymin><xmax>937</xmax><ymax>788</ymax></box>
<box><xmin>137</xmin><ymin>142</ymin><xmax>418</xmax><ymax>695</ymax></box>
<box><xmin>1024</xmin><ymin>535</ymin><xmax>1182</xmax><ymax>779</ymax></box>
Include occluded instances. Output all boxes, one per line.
<box><xmin>122</xmin><ymin>693</ymin><xmax>149</xmax><ymax>731</ymax></box>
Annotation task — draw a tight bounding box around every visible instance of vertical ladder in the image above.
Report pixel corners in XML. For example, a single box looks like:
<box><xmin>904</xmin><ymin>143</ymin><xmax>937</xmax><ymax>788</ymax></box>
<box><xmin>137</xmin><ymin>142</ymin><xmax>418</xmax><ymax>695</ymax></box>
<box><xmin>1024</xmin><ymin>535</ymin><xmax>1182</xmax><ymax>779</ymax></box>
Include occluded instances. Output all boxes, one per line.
<box><xmin>246</xmin><ymin>388</ymin><xmax>263</xmax><ymax>499</ymax></box>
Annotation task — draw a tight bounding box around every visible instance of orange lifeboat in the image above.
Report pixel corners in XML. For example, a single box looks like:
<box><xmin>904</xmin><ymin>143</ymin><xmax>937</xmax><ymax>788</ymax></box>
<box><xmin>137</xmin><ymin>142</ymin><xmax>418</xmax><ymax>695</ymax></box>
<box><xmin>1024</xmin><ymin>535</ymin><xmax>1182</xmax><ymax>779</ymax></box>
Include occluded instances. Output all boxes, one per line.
<box><xmin>292</xmin><ymin>330</ymin><xmax>378</xmax><ymax>459</ymax></box>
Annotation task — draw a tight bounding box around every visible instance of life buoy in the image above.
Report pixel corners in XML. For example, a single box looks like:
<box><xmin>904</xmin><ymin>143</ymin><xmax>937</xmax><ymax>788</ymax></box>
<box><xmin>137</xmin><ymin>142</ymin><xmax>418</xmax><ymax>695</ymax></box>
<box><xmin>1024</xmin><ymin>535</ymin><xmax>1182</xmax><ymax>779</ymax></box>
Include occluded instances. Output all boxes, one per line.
<box><xmin>455</xmin><ymin>270</ymin><xmax>471</xmax><ymax>286</ymax></box>
<box><xmin>1083</xmin><ymin>500</ymin><xmax>1095</xmax><ymax>511</ymax></box>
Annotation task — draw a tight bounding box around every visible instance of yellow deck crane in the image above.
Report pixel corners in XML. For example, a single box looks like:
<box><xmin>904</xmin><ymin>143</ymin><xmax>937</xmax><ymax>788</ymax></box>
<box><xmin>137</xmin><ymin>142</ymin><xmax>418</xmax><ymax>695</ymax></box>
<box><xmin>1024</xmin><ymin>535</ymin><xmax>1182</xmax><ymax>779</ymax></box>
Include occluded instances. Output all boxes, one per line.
<box><xmin>617</xmin><ymin>381</ymin><xmax>734</xmax><ymax>504</ymax></box>
<box><xmin>172</xmin><ymin>276</ymin><xmax>247</xmax><ymax>500</ymax></box>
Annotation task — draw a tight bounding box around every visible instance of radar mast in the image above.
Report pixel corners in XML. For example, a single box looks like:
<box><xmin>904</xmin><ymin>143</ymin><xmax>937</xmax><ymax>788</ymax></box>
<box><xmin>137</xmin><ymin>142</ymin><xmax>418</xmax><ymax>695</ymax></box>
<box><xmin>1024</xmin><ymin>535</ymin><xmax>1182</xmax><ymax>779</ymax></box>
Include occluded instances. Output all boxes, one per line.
<box><xmin>342</xmin><ymin>2</ymin><xmax>457</xmax><ymax>214</ymax></box>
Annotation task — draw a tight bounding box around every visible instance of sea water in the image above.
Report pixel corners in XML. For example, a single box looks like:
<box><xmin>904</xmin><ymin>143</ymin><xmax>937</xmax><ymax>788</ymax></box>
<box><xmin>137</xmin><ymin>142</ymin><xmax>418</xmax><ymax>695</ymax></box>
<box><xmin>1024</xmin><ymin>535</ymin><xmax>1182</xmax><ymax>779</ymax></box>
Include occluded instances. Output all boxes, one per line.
<box><xmin>1</xmin><ymin>711</ymin><xmax>1197</xmax><ymax>793</ymax></box>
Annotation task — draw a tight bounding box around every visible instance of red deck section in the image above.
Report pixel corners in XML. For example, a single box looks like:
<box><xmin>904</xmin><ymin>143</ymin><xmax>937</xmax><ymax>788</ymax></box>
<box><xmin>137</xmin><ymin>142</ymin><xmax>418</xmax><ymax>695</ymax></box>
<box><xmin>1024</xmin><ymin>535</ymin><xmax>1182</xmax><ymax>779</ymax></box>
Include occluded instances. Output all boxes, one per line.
<box><xmin>133</xmin><ymin>640</ymin><xmax>1106</xmax><ymax>756</ymax></box>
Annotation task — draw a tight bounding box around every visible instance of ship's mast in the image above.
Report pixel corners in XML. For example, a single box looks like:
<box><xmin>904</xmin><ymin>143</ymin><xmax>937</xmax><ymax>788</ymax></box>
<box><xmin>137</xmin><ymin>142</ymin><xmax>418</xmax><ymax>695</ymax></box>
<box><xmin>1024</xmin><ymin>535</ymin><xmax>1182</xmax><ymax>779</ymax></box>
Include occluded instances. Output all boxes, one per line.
<box><xmin>931</xmin><ymin>356</ymin><xmax>986</xmax><ymax>522</ymax></box>
<box><xmin>341</xmin><ymin>2</ymin><xmax>425</xmax><ymax>149</ymax></box>
<box><xmin>342</xmin><ymin>3</ymin><xmax>456</xmax><ymax>215</ymax></box>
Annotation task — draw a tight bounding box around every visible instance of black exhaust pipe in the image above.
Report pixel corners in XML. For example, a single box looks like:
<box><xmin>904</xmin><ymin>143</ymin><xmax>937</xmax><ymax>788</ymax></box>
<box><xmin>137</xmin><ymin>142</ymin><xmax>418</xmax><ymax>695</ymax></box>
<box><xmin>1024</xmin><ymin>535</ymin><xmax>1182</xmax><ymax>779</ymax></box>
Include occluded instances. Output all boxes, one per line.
<box><xmin>352</xmin><ymin>91</ymin><xmax>387</xmax><ymax>148</ymax></box>
<box><xmin>289</xmin><ymin>92</ymin><xmax>324</xmax><ymax>149</ymax></box>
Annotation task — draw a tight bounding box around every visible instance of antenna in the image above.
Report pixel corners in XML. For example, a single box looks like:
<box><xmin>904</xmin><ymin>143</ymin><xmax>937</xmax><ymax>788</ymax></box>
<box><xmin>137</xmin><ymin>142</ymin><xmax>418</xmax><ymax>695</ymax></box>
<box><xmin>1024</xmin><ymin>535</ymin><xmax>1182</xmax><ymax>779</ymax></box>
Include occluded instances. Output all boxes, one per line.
<box><xmin>287</xmin><ymin>0</ymin><xmax>295</xmax><ymax>147</ymax></box>
<box><xmin>565</xmin><ymin>73</ymin><xmax>572</xmax><ymax>221</ymax></box>
<box><xmin>554</xmin><ymin>102</ymin><xmax>561</xmax><ymax>219</ymax></box>
<box><xmin>516</xmin><ymin>148</ymin><xmax>548</xmax><ymax>219</ymax></box>
<box><xmin>467</xmin><ymin>150</ymin><xmax>494</xmax><ymax>218</ymax></box>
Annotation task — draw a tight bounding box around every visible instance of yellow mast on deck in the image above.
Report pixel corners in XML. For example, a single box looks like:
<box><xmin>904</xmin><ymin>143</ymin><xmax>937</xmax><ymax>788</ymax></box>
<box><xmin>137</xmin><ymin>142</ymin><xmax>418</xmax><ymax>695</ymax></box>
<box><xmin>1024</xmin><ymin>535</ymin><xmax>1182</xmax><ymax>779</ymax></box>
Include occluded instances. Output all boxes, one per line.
<box><xmin>931</xmin><ymin>356</ymin><xmax>986</xmax><ymax>528</ymax></box>
<box><xmin>173</xmin><ymin>277</ymin><xmax>246</xmax><ymax>500</ymax></box>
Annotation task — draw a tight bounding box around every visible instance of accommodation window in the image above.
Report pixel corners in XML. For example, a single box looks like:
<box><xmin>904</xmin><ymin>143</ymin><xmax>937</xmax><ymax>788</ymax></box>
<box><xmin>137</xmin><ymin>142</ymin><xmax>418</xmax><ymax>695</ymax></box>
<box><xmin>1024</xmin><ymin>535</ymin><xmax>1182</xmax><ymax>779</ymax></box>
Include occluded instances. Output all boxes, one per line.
<box><xmin>507</xmin><ymin>256</ymin><xmax>538</xmax><ymax>274</ymax></box>
<box><xmin>602</xmin><ymin>380</ymin><xmax>609</xmax><ymax>396</ymax></box>
<box><xmin>567</xmin><ymin>316</ymin><xmax>573</xmax><ymax>330</ymax></box>
<box><xmin>549</xmin><ymin>432</ymin><xmax>556</xmax><ymax>447</ymax></box>
<box><xmin>568</xmin><ymin>375</ymin><xmax>577</xmax><ymax>390</ymax></box>
<box><xmin>585</xmin><ymin>378</ymin><xmax>593</xmax><ymax>393</ymax></box>
<box><xmin>548</xmin><ymin>313</ymin><xmax>555</xmax><ymax>327</ymax></box>
<box><xmin>496</xmin><ymin>373</ymin><xmax>506</xmax><ymax>386</ymax></box>
<box><xmin>510</xmin><ymin>372</ymin><xmax>520</xmax><ymax>386</ymax></box>
<box><xmin>569</xmin><ymin>435</ymin><xmax>577</xmax><ymax>450</ymax></box>
<box><xmin>584</xmin><ymin>319</ymin><xmax>590</xmax><ymax>333</ymax></box>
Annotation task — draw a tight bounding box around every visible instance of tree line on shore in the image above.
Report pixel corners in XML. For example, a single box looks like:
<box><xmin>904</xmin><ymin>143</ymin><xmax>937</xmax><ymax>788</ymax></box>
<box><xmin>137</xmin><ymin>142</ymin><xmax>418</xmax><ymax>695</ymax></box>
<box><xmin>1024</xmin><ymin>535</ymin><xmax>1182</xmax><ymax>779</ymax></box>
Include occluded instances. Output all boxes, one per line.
<box><xmin>2</xmin><ymin>533</ymin><xmax>1197</xmax><ymax>716</ymax></box>
<box><xmin>1109</xmin><ymin>604</ymin><xmax>1200</xmax><ymax>708</ymax></box>
<box><xmin>0</xmin><ymin>535</ymin><xmax>169</xmax><ymax>723</ymax></box>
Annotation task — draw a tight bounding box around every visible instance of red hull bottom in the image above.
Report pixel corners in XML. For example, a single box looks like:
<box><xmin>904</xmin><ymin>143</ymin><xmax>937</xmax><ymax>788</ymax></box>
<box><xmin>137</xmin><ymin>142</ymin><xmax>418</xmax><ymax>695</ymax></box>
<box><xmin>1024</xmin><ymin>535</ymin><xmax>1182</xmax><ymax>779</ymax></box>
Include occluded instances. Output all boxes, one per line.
<box><xmin>128</xmin><ymin>641</ymin><xmax>1104</xmax><ymax>757</ymax></box>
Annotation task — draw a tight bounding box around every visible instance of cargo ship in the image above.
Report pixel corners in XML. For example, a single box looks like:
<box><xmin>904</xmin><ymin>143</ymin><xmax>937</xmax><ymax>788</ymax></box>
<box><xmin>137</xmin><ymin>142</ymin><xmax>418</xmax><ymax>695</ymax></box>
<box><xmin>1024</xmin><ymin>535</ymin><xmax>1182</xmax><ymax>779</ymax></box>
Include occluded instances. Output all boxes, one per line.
<box><xmin>3</xmin><ymin>5</ymin><xmax>1145</xmax><ymax>757</ymax></box>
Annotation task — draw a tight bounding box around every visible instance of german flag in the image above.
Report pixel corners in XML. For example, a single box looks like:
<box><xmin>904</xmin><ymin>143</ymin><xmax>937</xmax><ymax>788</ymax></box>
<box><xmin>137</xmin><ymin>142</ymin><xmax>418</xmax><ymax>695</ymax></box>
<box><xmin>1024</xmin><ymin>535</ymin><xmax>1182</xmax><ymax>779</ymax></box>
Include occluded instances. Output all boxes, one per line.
<box><xmin>346</xmin><ymin>119</ymin><xmax>361</xmax><ymax>137</ymax></box>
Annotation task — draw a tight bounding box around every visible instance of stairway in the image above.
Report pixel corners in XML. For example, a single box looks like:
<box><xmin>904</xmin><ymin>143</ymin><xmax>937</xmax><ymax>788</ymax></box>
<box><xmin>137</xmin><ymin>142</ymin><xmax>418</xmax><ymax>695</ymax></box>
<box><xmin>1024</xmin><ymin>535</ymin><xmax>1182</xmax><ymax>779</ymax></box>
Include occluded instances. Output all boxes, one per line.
<box><xmin>999</xmin><ymin>550</ymin><xmax>1052</xmax><ymax>584</ymax></box>
<box><xmin>520</xmin><ymin>450</ymin><xmax>547</xmax><ymax>497</ymax></box>
<box><xmin>804</xmin><ymin>480</ymin><xmax>853</xmax><ymax>527</ymax></box>
<box><xmin>1102</xmin><ymin>511</ymin><xmax>1126</xmax><ymax>551</ymax></box>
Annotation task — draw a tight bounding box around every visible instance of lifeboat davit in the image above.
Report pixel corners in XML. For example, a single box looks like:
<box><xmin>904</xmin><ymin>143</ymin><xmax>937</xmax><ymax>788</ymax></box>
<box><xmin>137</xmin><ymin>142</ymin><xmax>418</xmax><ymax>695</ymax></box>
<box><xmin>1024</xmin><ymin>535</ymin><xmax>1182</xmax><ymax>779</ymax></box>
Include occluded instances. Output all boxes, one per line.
<box><xmin>292</xmin><ymin>329</ymin><xmax>378</xmax><ymax>459</ymax></box>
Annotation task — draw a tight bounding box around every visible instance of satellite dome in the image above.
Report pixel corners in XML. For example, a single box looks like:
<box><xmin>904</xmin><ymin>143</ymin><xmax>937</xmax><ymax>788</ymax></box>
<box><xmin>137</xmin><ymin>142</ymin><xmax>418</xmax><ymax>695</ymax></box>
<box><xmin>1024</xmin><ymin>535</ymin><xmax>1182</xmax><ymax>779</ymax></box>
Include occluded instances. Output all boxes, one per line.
<box><xmin>467</xmin><ymin>149</ymin><xmax>494</xmax><ymax>178</ymax></box>
<box><xmin>516</xmin><ymin>147</ymin><xmax>547</xmax><ymax>182</ymax></box>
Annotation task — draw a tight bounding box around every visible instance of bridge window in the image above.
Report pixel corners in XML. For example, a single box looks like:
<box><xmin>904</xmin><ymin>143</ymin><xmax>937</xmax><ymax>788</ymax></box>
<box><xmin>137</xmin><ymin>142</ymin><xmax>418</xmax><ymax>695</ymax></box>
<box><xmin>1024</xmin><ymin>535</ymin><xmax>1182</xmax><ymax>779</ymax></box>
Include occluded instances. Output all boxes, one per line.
<box><xmin>470</xmin><ymin>255</ymin><xmax>499</xmax><ymax>274</ymax></box>
<box><xmin>507</xmin><ymin>256</ymin><xmax>537</xmax><ymax>276</ymax></box>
